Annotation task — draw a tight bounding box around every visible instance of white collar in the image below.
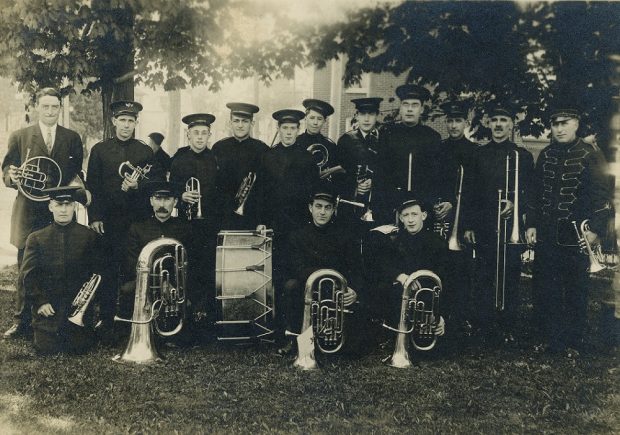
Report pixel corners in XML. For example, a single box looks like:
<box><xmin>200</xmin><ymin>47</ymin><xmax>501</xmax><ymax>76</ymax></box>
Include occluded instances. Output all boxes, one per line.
<box><xmin>39</xmin><ymin>121</ymin><xmax>58</xmax><ymax>136</ymax></box>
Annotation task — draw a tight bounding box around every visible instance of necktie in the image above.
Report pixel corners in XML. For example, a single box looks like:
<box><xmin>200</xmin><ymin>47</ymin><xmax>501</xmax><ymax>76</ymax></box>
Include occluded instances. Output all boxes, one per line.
<box><xmin>46</xmin><ymin>129</ymin><xmax>53</xmax><ymax>153</ymax></box>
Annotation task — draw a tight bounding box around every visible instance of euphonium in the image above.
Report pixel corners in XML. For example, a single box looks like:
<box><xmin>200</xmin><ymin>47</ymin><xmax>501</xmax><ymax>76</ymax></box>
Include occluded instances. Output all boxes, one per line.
<box><xmin>287</xmin><ymin>269</ymin><xmax>349</xmax><ymax>370</ymax></box>
<box><xmin>448</xmin><ymin>165</ymin><xmax>464</xmax><ymax>251</ymax></box>
<box><xmin>185</xmin><ymin>177</ymin><xmax>203</xmax><ymax>220</ymax></box>
<box><xmin>234</xmin><ymin>172</ymin><xmax>256</xmax><ymax>216</ymax></box>
<box><xmin>118</xmin><ymin>161</ymin><xmax>152</xmax><ymax>191</ymax></box>
<box><xmin>68</xmin><ymin>274</ymin><xmax>101</xmax><ymax>327</ymax></box>
<box><xmin>572</xmin><ymin>220</ymin><xmax>605</xmax><ymax>273</ymax></box>
<box><xmin>14</xmin><ymin>149</ymin><xmax>62</xmax><ymax>201</ymax></box>
<box><xmin>383</xmin><ymin>270</ymin><xmax>442</xmax><ymax>368</ymax></box>
<box><xmin>113</xmin><ymin>237</ymin><xmax>187</xmax><ymax>364</ymax></box>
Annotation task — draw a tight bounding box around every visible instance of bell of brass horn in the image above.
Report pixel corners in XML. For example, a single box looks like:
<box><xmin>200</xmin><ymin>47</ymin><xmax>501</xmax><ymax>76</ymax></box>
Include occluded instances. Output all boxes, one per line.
<box><xmin>68</xmin><ymin>274</ymin><xmax>101</xmax><ymax>327</ymax></box>
<box><xmin>14</xmin><ymin>149</ymin><xmax>62</xmax><ymax>202</ymax></box>
<box><xmin>233</xmin><ymin>172</ymin><xmax>257</xmax><ymax>216</ymax></box>
<box><xmin>572</xmin><ymin>220</ymin><xmax>605</xmax><ymax>273</ymax></box>
<box><xmin>185</xmin><ymin>177</ymin><xmax>203</xmax><ymax>220</ymax></box>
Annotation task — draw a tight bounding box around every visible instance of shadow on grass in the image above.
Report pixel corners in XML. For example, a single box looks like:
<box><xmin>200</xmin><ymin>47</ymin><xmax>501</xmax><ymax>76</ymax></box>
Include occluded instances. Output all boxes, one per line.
<box><xmin>0</xmin><ymin>274</ymin><xmax>618</xmax><ymax>434</ymax></box>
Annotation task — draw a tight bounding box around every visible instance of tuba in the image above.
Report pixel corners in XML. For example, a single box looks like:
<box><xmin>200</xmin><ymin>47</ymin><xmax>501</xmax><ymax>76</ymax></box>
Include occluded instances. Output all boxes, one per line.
<box><xmin>118</xmin><ymin>161</ymin><xmax>152</xmax><ymax>192</ymax></box>
<box><xmin>113</xmin><ymin>237</ymin><xmax>187</xmax><ymax>364</ymax></box>
<box><xmin>286</xmin><ymin>269</ymin><xmax>349</xmax><ymax>370</ymax></box>
<box><xmin>68</xmin><ymin>274</ymin><xmax>101</xmax><ymax>327</ymax></box>
<box><xmin>14</xmin><ymin>149</ymin><xmax>62</xmax><ymax>201</ymax></box>
<box><xmin>234</xmin><ymin>172</ymin><xmax>257</xmax><ymax>216</ymax></box>
<box><xmin>573</xmin><ymin>220</ymin><xmax>605</xmax><ymax>273</ymax></box>
<box><xmin>185</xmin><ymin>177</ymin><xmax>203</xmax><ymax>220</ymax></box>
<box><xmin>383</xmin><ymin>270</ymin><xmax>442</xmax><ymax>368</ymax></box>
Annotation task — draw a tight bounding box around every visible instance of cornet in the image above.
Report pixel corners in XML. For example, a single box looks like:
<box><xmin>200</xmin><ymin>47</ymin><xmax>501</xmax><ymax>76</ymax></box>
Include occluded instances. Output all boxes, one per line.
<box><xmin>185</xmin><ymin>177</ymin><xmax>203</xmax><ymax>220</ymax></box>
<box><xmin>14</xmin><ymin>149</ymin><xmax>62</xmax><ymax>201</ymax></box>
<box><xmin>286</xmin><ymin>269</ymin><xmax>349</xmax><ymax>370</ymax></box>
<box><xmin>234</xmin><ymin>172</ymin><xmax>256</xmax><ymax>216</ymax></box>
<box><xmin>383</xmin><ymin>270</ymin><xmax>442</xmax><ymax>368</ymax></box>
<box><xmin>68</xmin><ymin>274</ymin><xmax>101</xmax><ymax>327</ymax></box>
<box><xmin>118</xmin><ymin>161</ymin><xmax>152</xmax><ymax>192</ymax></box>
<box><xmin>356</xmin><ymin>164</ymin><xmax>375</xmax><ymax>222</ymax></box>
<box><xmin>572</xmin><ymin>220</ymin><xmax>605</xmax><ymax>273</ymax></box>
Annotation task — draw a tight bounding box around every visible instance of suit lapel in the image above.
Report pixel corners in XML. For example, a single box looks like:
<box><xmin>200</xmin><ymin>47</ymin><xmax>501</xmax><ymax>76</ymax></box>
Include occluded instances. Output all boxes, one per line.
<box><xmin>30</xmin><ymin>124</ymin><xmax>49</xmax><ymax>157</ymax></box>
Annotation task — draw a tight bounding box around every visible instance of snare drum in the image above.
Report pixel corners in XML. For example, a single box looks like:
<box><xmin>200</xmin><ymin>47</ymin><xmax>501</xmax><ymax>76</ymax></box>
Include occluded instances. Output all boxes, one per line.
<box><xmin>215</xmin><ymin>230</ymin><xmax>275</xmax><ymax>342</ymax></box>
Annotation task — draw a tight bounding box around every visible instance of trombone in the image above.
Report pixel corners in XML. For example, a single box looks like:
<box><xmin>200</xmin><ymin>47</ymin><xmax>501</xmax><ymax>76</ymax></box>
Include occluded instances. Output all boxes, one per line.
<box><xmin>495</xmin><ymin>150</ymin><xmax>524</xmax><ymax>311</ymax></box>
<box><xmin>185</xmin><ymin>177</ymin><xmax>203</xmax><ymax>220</ymax></box>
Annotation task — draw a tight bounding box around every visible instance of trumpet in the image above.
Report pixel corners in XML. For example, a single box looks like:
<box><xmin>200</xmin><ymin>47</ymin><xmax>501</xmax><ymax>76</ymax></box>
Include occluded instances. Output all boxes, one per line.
<box><xmin>356</xmin><ymin>165</ymin><xmax>375</xmax><ymax>222</ymax></box>
<box><xmin>433</xmin><ymin>198</ymin><xmax>451</xmax><ymax>239</ymax></box>
<box><xmin>118</xmin><ymin>161</ymin><xmax>152</xmax><ymax>191</ymax></box>
<box><xmin>185</xmin><ymin>177</ymin><xmax>203</xmax><ymax>220</ymax></box>
<box><xmin>68</xmin><ymin>274</ymin><xmax>101</xmax><ymax>327</ymax></box>
<box><xmin>234</xmin><ymin>172</ymin><xmax>256</xmax><ymax>216</ymax></box>
<box><xmin>383</xmin><ymin>270</ymin><xmax>442</xmax><ymax>368</ymax></box>
<box><xmin>114</xmin><ymin>238</ymin><xmax>187</xmax><ymax>364</ymax></box>
<box><xmin>286</xmin><ymin>269</ymin><xmax>349</xmax><ymax>370</ymax></box>
<box><xmin>14</xmin><ymin>149</ymin><xmax>62</xmax><ymax>201</ymax></box>
<box><xmin>572</xmin><ymin>220</ymin><xmax>605</xmax><ymax>273</ymax></box>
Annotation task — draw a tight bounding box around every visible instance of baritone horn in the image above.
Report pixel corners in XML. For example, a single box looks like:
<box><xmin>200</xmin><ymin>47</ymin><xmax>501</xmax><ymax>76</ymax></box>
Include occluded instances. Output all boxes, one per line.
<box><xmin>286</xmin><ymin>269</ymin><xmax>349</xmax><ymax>370</ymax></box>
<box><xmin>185</xmin><ymin>177</ymin><xmax>203</xmax><ymax>220</ymax></box>
<box><xmin>113</xmin><ymin>237</ymin><xmax>187</xmax><ymax>364</ymax></box>
<box><xmin>572</xmin><ymin>220</ymin><xmax>605</xmax><ymax>273</ymax></box>
<box><xmin>118</xmin><ymin>161</ymin><xmax>152</xmax><ymax>191</ymax></box>
<box><xmin>234</xmin><ymin>172</ymin><xmax>256</xmax><ymax>216</ymax></box>
<box><xmin>68</xmin><ymin>274</ymin><xmax>101</xmax><ymax>327</ymax></box>
<box><xmin>14</xmin><ymin>149</ymin><xmax>62</xmax><ymax>201</ymax></box>
<box><xmin>383</xmin><ymin>270</ymin><xmax>442</xmax><ymax>368</ymax></box>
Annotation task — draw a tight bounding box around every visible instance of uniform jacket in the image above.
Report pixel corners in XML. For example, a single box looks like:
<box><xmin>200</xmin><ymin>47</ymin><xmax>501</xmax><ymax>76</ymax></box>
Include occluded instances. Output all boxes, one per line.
<box><xmin>21</xmin><ymin>221</ymin><xmax>102</xmax><ymax>310</ymax></box>
<box><xmin>154</xmin><ymin>148</ymin><xmax>172</xmax><ymax>174</ymax></box>
<box><xmin>336</xmin><ymin>128</ymin><xmax>380</xmax><ymax>199</ymax></box>
<box><xmin>295</xmin><ymin>131</ymin><xmax>339</xmax><ymax>174</ymax></box>
<box><xmin>2</xmin><ymin>124</ymin><xmax>83</xmax><ymax>248</ymax></box>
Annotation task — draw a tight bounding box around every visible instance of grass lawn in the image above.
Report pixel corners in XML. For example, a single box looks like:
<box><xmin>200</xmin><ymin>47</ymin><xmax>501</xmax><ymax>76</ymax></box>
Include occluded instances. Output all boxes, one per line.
<box><xmin>0</xmin><ymin>264</ymin><xmax>618</xmax><ymax>434</ymax></box>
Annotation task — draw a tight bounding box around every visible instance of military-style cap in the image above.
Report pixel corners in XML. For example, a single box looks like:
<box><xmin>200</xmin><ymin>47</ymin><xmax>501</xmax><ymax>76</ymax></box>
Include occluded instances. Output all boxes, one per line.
<box><xmin>302</xmin><ymin>99</ymin><xmax>335</xmax><ymax>117</ymax></box>
<box><xmin>395</xmin><ymin>84</ymin><xmax>431</xmax><ymax>102</ymax></box>
<box><xmin>272</xmin><ymin>109</ymin><xmax>305</xmax><ymax>124</ymax></box>
<box><xmin>396</xmin><ymin>192</ymin><xmax>427</xmax><ymax>213</ymax></box>
<box><xmin>548</xmin><ymin>100</ymin><xmax>581</xmax><ymax>121</ymax></box>
<box><xmin>110</xmin><ymin>100</ymin><xmax>143</xmax><ymax>118</ymax></box>
<box><xmin>44</xmin><ymin>186</ymin><xmax>81</xmax><ymax>203</ymax></box>
<box><xmin>226</xmin><ymin>102</ymin><xmax>259</xmax><ymax>119</ymax></box>
<box><xmin>351</xmin><ymin>97</ymin><xmax>383</xmax><ymax>113</ymax></box>
<box><xmin>487</xmin><ymin>101</ymin><xmax>516</xmax><ymax>119</ymax></box>
<box><xmin>148</xmin><ymin>132</ymin><xmax>164</xmax><ymax>146</ymax></box>
<box><xmin>144</xmin><ymin>180</ymin><xmax>181</xmax><ymax>198</ymax></box>
<box><xmin>440</xmin><ymin>101</ymin><xmax>469</xmax><ymax>118</ymax></box>
<box><xmin>310</xmin><ymin>181</ymin><xmax>337</xmax><ymax>204</ymax></box>
<box><xmin>182</xmin><ymin>113</ymin><xmax>216</xmax><ymax>128</ymax></box>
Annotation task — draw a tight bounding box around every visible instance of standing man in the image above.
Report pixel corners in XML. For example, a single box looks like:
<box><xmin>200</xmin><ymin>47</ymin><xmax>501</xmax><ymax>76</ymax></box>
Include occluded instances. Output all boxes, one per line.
<box><xmin>147</xmin><ymin>132</ymin><xmax>171</xmax><ymax>175</ymax></box>
<box><xmin>462</xmin><ymin>102</ymin><xmax>535</xmax><ymax>343</ymax></box>
<box><xmin>296</xmin><ymin>99</ymin><xmax>340</xmax><ymax>179</ymax></box>
<box><xmin>525</xmin><ymin>103</ymin><xmax>612</xmax><ymax>353</ymax></box>
<box><xmin>86</xmin><ymin>100</ymin><xmax>160</xmax><ymax>333</ymax></box>
<box><xmin>437</xmin><ymin>100</ymin><xmax>479</xmax><ymax>332</ymax></box>
<box><xmin>211</xmin><ymin>103</ymin><xmax>268</xmax><ymax>230</ymax></box>
<box><xmin>336</xmin><ymin>97</ymin><xmax>382</xmax><ymax>228</ymax></box>
<box><xmin>374</xmin><ymin>84</ymin><xmax>444</xmax><ymax>226</ymax></box>
<box><xmin>2</xmin><ymin>87</ymin><xmax>84</xmax><ymax>339</ymax></box>
<box><xmin>169</xmin><ymin>113</ymin><xmax>219</xmax><ymax>320</ymax></box>
<box><xmin>22</xmin><ymin>186</ymin><xmax>103</xmax><ymax>354</ymax></box>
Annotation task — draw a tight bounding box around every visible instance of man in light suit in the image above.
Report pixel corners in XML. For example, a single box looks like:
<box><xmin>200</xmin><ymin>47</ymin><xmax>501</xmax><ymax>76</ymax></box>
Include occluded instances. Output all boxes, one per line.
<box><xmin>2</xmin><ymin>87</ymin><xmax>84</xmax><ymax>339</ymax></box>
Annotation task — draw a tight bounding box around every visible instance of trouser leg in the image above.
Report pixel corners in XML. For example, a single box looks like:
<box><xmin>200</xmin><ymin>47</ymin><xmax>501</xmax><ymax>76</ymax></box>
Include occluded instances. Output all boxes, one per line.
<box><xmin>13</xmin><ymin>248</ymin><xmax>31</xmax><ymax>326</ymax></box>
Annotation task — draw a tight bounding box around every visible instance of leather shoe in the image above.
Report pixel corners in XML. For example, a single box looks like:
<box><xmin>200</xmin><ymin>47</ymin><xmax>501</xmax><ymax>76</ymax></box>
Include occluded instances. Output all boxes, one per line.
<box><xmin>3</xmin><ymin>323</ymin><xmax>32</xmax><ymax>340</ymax></box>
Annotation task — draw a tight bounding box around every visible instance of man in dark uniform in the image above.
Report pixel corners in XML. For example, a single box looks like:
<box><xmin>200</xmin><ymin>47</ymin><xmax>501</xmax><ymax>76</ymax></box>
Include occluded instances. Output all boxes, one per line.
<box><xmin>525</xmin><ymin>103</ymin><xmax>612</xmax><ymax>353</ymax></box>
<box><xmin>336</xmin><ymin>97</ymin><xmax>382</xmax><ymax>228</ymax></box>
<box><xmin>2</xmin><ymin>87</ymin><xmax>84</xmax><ymax>339</ymax></box>
<box><xmin>283</xmin><ymin>183</ymin><xmax>362</xmax><ymax>355</ymax></box>
<box><xmin>462</xmin><ymin>102</ymin><xmax>535</xmax><ymax>342</ymax></box>
<box><xmin>86</xmin><ymin>100</ymin><xmax>160</xmax><ymax>332</ymax></box>
<box><xmin>147</xmin><ymin>132</ymin><xmax>171</xmax><ymax>175</ymax></box>
<box><xmin>295</xmin><ymin>99</ymin><xmax>340</xmax><ymax>180</ymax></box>
<box><xmin>120</xmin><ymin>181</ymin><xmax>192</xmax><ymax>321</ymax></box>
<box><xmin>374</xmin><ymin>84</ymin><xmax>445</xmax><ymax>226</ymax></box>
<box><xmin>211</xmin><ymin>102</ymin><xmax>268</xmax><ymax>230</ymax></box>
<box><xmin>370</xmin><ymin>196</ymin><xmax>447</xmax><ymax>350</ymax></box>
<box><xmin>21</xmin><ymin>186</ymin><xmax>103</xmax><ymax>354</ymax></box>
<box><xmin>169</xmin><ymin>113</ymin><xmax>219</xmax><ymax>321</ymax></box>
<box><xmin>255</xmin><ymin>109</ymin><xmax>320</xmax><ymax>344</ymax></box>
<box><xmin>436</xmin><ymin>100</ymin><xmax>479</xmax><ymax>332</ymax></box>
